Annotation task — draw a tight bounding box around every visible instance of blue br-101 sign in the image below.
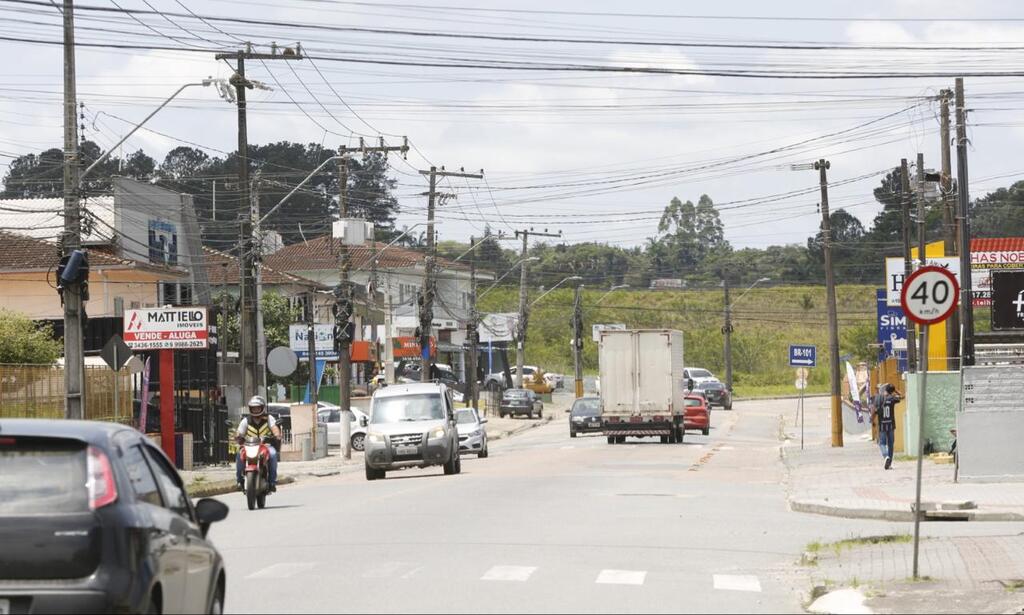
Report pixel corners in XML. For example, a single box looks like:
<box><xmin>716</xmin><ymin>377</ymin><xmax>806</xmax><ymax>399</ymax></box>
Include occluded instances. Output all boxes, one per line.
<box><xmin>789</xmin><ymin>344</ymin><xmax>817</xmax><ymax>367</ymax></box>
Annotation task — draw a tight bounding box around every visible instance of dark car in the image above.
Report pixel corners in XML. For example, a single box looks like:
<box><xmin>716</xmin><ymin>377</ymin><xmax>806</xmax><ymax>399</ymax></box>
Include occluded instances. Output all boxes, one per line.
<box><xmin>499</xmin><ymin>388</ymin><xmax>543</xmax><ymax>419</ymax></box>
<box><xmin>697</xmin><ymin>381</ymin><xmax>732</xmax><ymax>410</ymax></box>
<box><xmin>0</xmin><ymin>419</ymin><xmax>230</xmax><ymax>614</ymax></box>
<box><xmin>568</xmin><ymin>397</ymin><xmax>601</xmax><ymax>437</ymax></box>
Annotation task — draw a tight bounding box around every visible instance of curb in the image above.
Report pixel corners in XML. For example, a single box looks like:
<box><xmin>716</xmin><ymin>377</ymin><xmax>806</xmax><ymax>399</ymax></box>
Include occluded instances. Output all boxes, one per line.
<box><xmin>491</xmin><ymin>414</ymin><xmax>555</xmax><ymax>441</ymax></box>
<box><xmin>790</xmin><ymin>499</ymin><xmax>1024</xmax><ymax>522</ymax></box>
<box><xmin>737</xmin><ymin>393</ymin><xmax>830</xmax><ymax>402</ymax></box>
<box><xmin>188</xmin><ymin>475</ymin><xmax>296</xmax><ymax>499</ymax></box>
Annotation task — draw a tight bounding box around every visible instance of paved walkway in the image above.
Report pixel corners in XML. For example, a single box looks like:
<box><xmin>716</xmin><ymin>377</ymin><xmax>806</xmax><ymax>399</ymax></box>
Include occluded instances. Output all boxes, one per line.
<box><xmin>781</xmin><ymin>396</ymin><xmax>1024</xmax><ymax>522</ymax></box>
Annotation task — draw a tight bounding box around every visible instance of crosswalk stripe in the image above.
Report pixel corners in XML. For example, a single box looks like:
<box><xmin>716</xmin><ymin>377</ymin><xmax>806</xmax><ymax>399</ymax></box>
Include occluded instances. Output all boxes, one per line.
<box><xmin>713</xmin><ymin>574</ymin><xmax>762</xmax><ymax>592</ymax></box>
<box><xmin>481</xmin><ymin>565</ymin><xmax>537</xmax><ymax>582</ymax></box>
<box><xmin>595</xmin><ymin>569</ymin><xmax>646</xmax><ymax>586</ymax></box>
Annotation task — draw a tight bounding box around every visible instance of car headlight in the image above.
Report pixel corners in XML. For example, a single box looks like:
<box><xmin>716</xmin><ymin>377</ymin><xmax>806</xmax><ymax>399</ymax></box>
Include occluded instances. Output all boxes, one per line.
<box><xmin>367</xmin><ymin>431</ymin><xmax>384</xmax><ymax>444</ymax></box>
<box><xmin>430</xmin><ymin>427</ymin><xmax>446</xmax><ymax>440</ymax></box>
<box><xmin>572</xmin><ymin>416</ymin><xmax>585</xmax><ymax>422</ymax></box>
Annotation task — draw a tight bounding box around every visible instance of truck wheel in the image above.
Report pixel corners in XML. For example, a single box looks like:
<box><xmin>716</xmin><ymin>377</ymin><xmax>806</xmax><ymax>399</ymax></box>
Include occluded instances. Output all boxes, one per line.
<box><xmin>444</xmin><ymin>450</ymin><xmax>458</xmax><ymax>475</ymax></box>
<box><xmin>660</xmin><ymin>435</ymin><xmax>668</xmax><ymax>444</ymax></box>
<box><xmin>607</xmin><ymin>436</ymin><xmax>615</xmax><ymax>445</ymax></box>
<box><xmin>365</xmin><ymin>465</ymin><xmax>384</xmax><ymax>481</ymax></box>
<box><xmin>702</xmin><ymin>427</ymin><xmax>710</xmax><ymax>436</ymax></box>
<box><xmin>616</xmin><ymin>436</ymin><xmax>626</xmax><ymax>444</ymax></box>
<box><xmin>570</xmin><ymin>430</ymin><xmax>577</xmax><ymax>438</ymax></box>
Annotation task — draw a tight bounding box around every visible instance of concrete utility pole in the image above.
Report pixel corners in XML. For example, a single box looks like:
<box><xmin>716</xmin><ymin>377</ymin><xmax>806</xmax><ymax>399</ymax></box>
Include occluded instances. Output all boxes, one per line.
<box><xmin>939</xmin><ymin>89</ymin><xmax>959</xmax><ymax>371</ymax></box>
<box><xmin>572</xmin><ymin>284</ymin><xmax>584</xmax><ymax>399</ymax></box>
<box><xmin>306</xmin><ymin>290</ymin><xmax>318</xmax><ymax>407</ymax></box>
<box><xmin>722</xmin><ymin>279</ymin><xmax>734</xmax><ymax>392</ymax></box>
<box><xmin>512</xmin><ymin>228</ymin><xmax>561</xmax><ymax>388</ymax></box>
<box><xmin>816</xmin><ymin>159</ymin><xmax>843</xmax><ymax>447</ymax></box>
<box><xmin>955</xmin><ymin>78</ymin><xmax>976</xmax><ymax>367</ymax></box>
<box><xmin>61</xmin><ymin>0</ymin><xmax>85</xmax><ymax>419</ymax></box>
<box><xmin>418</xmin><ymin>166</ymin><xmax>484</xmax><ymax>383</ymax></box>
<box><xmin>336</xmin><ymin>140</ymin><xmax>409</xmax><ymax>448</ymax></box>
<box><xmin>901</xmin><ymin>159</ymin><xmax>918</xmax><ymax>372</ymax></box>
<box><xmin>917</xmin><ymin>153</ymin><xmax>928</xmax><ymax>371</ymax></box>
<box><xmin>467</xmin><ymin>237</ymin><xmax>479</xmax><ymax>410</ymax></box>
<box><xmin>215</xmin><ymin>44</ymin><xmax>303</xmax><ymax>403</ymax></box>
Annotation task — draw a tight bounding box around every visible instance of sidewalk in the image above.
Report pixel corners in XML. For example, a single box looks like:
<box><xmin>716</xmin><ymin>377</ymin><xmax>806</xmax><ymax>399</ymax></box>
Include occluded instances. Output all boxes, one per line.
<box><xmin>781</xmin><ymin>397</ymin><xmax>1024</xmax><ymax>522</ymax></box>
<box><xmin>181</xmin><ymin>411</ymin><xmax>558</xmax><ymax>497</ymax></box>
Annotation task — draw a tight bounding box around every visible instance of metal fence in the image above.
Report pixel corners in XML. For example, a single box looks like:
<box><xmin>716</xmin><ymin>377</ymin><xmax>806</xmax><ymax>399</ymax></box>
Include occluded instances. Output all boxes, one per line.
<box><xmin>480</xmin><ymin>387</ymin><xmax>502</xmax><ymax>417</ymax></box>
<box><xmin>0</xmin><ymin>364</ymin><xmax>132</xmax><ymax>423</ymax></box>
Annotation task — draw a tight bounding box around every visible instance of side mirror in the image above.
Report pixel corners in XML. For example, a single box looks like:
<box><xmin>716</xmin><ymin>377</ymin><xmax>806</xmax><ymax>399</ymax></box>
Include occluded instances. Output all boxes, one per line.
<box><xmin>359</xmin><ymin>416</ymin><xmax>369</xmax><ymax>428</ymax></box>
<box><xmin>194</xmin><ymin>498</ymin><xmax>229</xmax><ymax>537</ymax></box>
<box><xmin>480</xmin><ymin>418</ymin><xmax>488</xmax><ymax>424</ymax></box>
<box><xmin>565</xmin><ymin>408</ymin><xmax>571</xmax><ymax>413</ymax></box>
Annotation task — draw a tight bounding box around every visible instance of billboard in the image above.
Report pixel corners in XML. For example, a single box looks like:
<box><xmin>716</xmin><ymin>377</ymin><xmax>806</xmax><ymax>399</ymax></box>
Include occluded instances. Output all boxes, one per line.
<box><xmin>876</xmin><ymin>289</ymin><xmax>907</xmax><ymax>371</ymax></box>
<box><xmin>971</xmin><ymin>238</ymin><xmax>1024</xmax><ymax>307</ymax></box>
<box><xmin>123</xmin><ymin>306</ymin><xmax>209</xmax><ymax>350</ymax></box>
<box><xmin>884</xmin><ymin>257</ymin><xmax>960</xmax><ymax>307</ymax></box>
<box><xmin>991</xmin><ymin>270</ymin><xmax>1024</xmax><ymax>330</ymax></box>
<box><xmin>289</xmin><ymin>323</ymin><xmax>337</xmax><ymax>360</ymax></box>
<box><xmin>478</xmin><ymin>313</ymin><xmax>519</xmax><ymax>343</ymax></box>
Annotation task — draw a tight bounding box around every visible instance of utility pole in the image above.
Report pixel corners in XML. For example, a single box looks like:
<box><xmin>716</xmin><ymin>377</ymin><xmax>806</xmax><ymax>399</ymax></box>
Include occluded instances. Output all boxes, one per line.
<box><xmin>467</xmin><ymin>237</ymin><xmax>479</xmax><ymax>410</ymax></box>
<box><xmin>61</xmin><ymin>0</ymin><xmax>85</xmax><ymax>419</ymax></box>
<box><xmin>572</xmin><ymin>284</ymin><xmax>584</xmax><ymax>398</ymax></box>
<box><xmin>335</xmin><ymin>140</ymin><xmax>409</xmax><ymax>446</ymax></box>
<box><xmin>306</xmin><ymin>290</ymin><xmax>318</xmax><ymax>407</ymax></box>
<box><xmin>939</xmin><ymin>89</ymin><xmax>959</xmax><ymax>371</ymax></box>
<box><xmin>418</xmin><ymin>166</ymin><xmax>484</xmax><ymax>383</ymax></box>
<box><xmin>512</xmin><ymin>228</ymin><xmax>561</xmax><ymax>387</ymax></box>
<box><xmin>722</xmin><ymin>279</ymin><xmax>734</xmax><ymax>392</ymax></box>
<box><xmin>215</xmin><ymin>43</ymin><xmax>303</xmax><ymax>403</ymax></box>
<box><xmin>916</xmin><ymin>153</ymin><xmax>928</xmax><ymax>371</ymax></box>
<box><xmin>955</xmin><ymin>78</ymin><xmax>976</xmax><ymax>367</ymax></box>
<box><xmin>816</xmin><ymin>159</ymin><xmax>843</xmax><ymax>447</ymax></box>
<box><xmin>901</xmin><ymin>159</ymin><xmax>918</xmax><ymax>372</ymax></box>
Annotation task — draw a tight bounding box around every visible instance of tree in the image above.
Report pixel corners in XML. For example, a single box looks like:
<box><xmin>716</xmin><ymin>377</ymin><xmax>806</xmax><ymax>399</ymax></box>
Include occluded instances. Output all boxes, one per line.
<box><xmin>347</xmin><ymin>152</ymin><xmax>400</xmax><ymax>235</ymax></box>
<box><xmin>475</xmin><ymin>224</ymin><xmax>510</xmax><ymax>276</ymax></box>
<box><xmin>2</xmin><ymin>141</ymin><xmax>157</xmax><ymax>199</ymax></box>
<box><xmin>807</xmin><ymin>208</ymin><xmax>872</xmax><ymax>282</ymax></box>
<box><xmin>0</xmin><ymin>309</ymin><xmax>62</xmax><ymax>364</ymax></box>
<box><xmin>971</xmin><ymin>181</ymin><xmax>1024</xmax><ymax>238</ymax></box>
<box><xmin>652</xmin><ymin>194</ymin><xmax>730</xmax><ymax>275</ymax></box>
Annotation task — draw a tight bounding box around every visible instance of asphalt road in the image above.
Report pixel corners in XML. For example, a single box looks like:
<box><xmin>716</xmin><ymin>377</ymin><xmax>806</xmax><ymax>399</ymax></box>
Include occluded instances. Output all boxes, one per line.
<box><xmin>207</xmin><ymin>399</ymin><xmax>912</xmax><ymax>613</ymax></box>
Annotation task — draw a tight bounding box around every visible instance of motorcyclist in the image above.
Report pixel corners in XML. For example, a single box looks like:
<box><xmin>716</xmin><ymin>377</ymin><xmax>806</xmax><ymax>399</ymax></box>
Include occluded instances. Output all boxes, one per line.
<box><xmin>235</xmin><ymin>395</ymin><xmax>282</xmax><ymax>492</ymax></box>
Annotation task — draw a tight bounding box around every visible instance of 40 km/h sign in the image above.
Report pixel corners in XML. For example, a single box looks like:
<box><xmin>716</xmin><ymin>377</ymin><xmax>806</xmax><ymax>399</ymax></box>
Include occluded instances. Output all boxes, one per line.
<box><xmin>901</xmin><ymin>266</ymin><xmax>960</xmax><ymax>326</ymax></box>
<box><xmin>123</xmin><ymin>306</ymin><xmax>210</xmax><ymax>350</ymax></box>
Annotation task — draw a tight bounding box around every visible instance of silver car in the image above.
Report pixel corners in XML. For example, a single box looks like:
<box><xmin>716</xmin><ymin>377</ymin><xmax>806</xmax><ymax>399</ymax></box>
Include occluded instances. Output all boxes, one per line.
<box><xmin>362</xmin><ymin>382</ymin><xmax>462</xmax><ymax>480</ymax></box>
<box><xmin>455</xmin><ymin>408</ymin><xmax>489</xmax><ymax>458</ymax></box>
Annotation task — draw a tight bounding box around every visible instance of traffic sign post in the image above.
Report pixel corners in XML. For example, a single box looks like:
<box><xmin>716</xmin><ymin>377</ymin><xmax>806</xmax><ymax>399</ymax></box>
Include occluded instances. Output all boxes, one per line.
<box><xmin>901</xmin><ymin>265</ymin><xmax>959</xmax><ymax>581</ymax></box>
<box><xmin>794</xmin><ymin>367</ymin><xmax>809</xmax><ymax>450</ymax></box>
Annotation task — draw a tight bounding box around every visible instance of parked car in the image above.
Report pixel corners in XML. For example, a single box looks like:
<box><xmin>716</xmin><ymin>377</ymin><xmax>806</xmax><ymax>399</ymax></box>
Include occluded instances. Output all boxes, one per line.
<box><xmin>316</xmin><ymin>407</ymin><xmax>369</xmax><ymax>450</ymax></box>
<box><xmin>0</xmin><ymin>419</ymin><xmax>230</xmax><ymax>614</ymax></box>
<box><xmin>455</xmin><ymin>408</ymin><xmax>489</xmax><ymax>457</ymax></box>
<box><xmin>362</xmin><ymin>382</ymin><xmax>462</xmax><ymax>480</ymax></box>
<box><xmin>499</xmin><ymin>388</ymin><xmax>543</xmax><ymax>419</ymax></box>
<box><xmin>683</xmin><ymin>394</ymin><xmax>711</xmax><ymax>436</ymax></box>
<box><xmin>484</xmin><ymin>365</ymin><xmax>539</xmax><ymax>389</ymax></box>
<box><xmin>544</xmin><ymin>373</ymin><xmax>565</xmax><ymax>390</ymax></box>
<box><xmin>697</xmin><ymin>380</ymin><xmax>732</xmax><ymax>410</ymax></box>
<box><xmin>568</xmin><ymin>397</ymin><xmax>602</xmax><ymax>437</ymax></box>
<box><xmin>267</xmin><ymin>403</ymin><xmax>292</xmax><ymax>435</ymax></box>
<box><xmin>683</xmin><ymin>367</ymin><xmax>718</xmax><ymax>389</ymax></box>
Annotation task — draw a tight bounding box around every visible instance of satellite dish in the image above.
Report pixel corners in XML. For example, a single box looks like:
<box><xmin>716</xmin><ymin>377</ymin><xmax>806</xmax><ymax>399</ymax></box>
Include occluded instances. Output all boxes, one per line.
<box><xmin>267</xmin><ymin>346</ymin><xmax>299</xmax><ymax>377</ymax></box>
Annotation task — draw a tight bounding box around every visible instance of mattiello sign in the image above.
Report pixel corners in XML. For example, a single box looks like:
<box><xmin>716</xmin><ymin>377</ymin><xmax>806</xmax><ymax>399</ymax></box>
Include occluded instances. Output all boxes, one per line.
<box><xmin>123</xmin><ymin>307</ymin><xmax>210</xmax><ymax>350</ymax></box>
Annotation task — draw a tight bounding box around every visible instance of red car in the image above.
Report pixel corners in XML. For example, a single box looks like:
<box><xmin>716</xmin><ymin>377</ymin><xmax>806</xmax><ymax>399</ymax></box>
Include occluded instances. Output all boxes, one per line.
<box><xmin>684</xmin><ymin>394</ymin><xmax>711</xmax><ymax>436</ymax></box>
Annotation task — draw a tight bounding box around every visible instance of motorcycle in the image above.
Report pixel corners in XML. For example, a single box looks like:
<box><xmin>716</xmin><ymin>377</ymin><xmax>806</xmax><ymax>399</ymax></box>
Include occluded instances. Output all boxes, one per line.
<box><xmin>240</xmin><ymin>435</ymin><xmax>273</xmax><ymax>510</ymax></box>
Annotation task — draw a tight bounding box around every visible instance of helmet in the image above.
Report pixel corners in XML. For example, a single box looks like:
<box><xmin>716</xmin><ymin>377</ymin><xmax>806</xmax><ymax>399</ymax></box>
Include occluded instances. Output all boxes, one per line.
<box><xmin>247</xmin><ymin>395</ymin><xmax>267</xmax><ymax>416</ymax></box>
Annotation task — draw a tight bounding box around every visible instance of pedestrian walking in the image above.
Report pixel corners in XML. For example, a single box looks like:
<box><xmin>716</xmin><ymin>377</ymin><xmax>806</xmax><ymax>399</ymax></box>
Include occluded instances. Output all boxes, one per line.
<box><xmin>876</xmin><ymin>383</ymin><xmax>901</xmax><ymax>470</ymax></box>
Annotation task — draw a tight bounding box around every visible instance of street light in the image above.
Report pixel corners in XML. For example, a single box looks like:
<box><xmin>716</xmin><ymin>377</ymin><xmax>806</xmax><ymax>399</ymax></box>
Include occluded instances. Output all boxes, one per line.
<box><xmin>478</xmin><ymin>257</ymin><xmax>540</xmax><ymax>300</ymax></box>
<box><xmin>530</xmin><ymin>275</ymin><xmax>583</xmax><ymax>308</ymax></box>
<box><xmin>722</xmin><ymin>277</ymin><xmax>770</xmax><ymax>392</ymax></box>
<box><xmin>596</xmin><ymin>284</ymin><xmax>629</xmax><ymax>305</ymax></box>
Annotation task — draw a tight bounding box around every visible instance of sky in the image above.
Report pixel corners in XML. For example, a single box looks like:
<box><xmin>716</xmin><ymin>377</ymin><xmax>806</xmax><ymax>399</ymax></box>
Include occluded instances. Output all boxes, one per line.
<box><xmin>3</xmin><ymin>0</ymin><xmax>1024</xmax><ymax>254</ymax></box>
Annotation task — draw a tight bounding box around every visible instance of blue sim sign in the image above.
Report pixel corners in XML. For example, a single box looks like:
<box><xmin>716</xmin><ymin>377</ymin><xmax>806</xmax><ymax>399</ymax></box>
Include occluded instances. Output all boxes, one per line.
<box><xmin>789</xmin><ymin>344</ymin><xmax>817</xmax><ymax>367</ymax></box>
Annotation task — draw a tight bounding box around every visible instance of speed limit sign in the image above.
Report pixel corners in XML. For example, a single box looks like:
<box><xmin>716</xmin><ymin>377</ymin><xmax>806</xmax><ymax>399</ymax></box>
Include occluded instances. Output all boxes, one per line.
<box><xmin>900</xmin><ymin>265</ymin><xmax>960</xmax><ymax>325</ymax></box>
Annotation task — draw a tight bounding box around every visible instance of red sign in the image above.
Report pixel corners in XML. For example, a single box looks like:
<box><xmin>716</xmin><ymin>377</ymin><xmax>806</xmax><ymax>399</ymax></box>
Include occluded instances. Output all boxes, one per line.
<box><xmin>901</xmin><ymin>266</ymin><xmax>960</xmax><ymax>326</ymax></box>
<box><xmin>351</xmin><ymin>340</ymin><xmax>378</xmax><ymax>363</ymax></box>
<box><xmin>392</xmin><ymin>336</ymin><xmax>436</xmax><ymax>358</ymax></box>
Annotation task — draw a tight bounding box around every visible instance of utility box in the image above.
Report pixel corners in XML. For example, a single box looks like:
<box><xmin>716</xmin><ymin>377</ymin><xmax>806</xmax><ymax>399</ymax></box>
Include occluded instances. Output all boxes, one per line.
<box><xmin>332</xmin><ymin>219</ymin><xmax>374</xmax><ymax>246</ymax></box>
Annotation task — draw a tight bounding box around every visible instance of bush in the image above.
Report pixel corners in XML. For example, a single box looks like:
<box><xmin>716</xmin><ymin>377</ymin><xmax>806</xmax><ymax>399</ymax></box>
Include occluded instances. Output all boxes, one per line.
<box><xmin>0</xmin><ymin>309</ymin><xmax>62</xmax><ymax>364</ymax></box>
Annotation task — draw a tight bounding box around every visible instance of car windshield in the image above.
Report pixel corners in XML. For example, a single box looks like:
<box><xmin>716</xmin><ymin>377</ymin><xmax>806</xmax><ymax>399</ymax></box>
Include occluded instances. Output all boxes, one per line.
<box><xmin>700</xmin><ymin>382</ymin><xmax>725</xmax><ymax>390</ymax></box>
<box><xmin>571</xmin><ymin>400</ymin><xmax>600</xmax><ymax>416</ymax></box>
<box><xmin>684</xmin><ymin>397</ymin><xmax>704</xmax><ymax>407</ymax></box>
<box><xmin>504</xmin><ymin>390</ymin><xmax>529</xmax><ymax>399</ymax></box>
<box><xmin>689</xmin><ymin>369</ymin><xmax>713</xmax><ymax>378</ymax></box>
<box><xmin>0</xmin><ymin>438</ymin><xmax>89</xmax><ymax>514</ymax></box>
<box><xmin>455</xmin><ymin>410</ymin><xmax>477</xmax><ymax>425</ymax></box>
<box><xmin>372</xmin><ymin>393</ymin><xmax>445</xmax><ymax>423</ymax></box>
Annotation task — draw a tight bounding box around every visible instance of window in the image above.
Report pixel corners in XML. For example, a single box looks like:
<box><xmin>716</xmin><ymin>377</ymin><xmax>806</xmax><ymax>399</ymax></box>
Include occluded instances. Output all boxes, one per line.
<box><xmin>160</xmin><ymin>282</ymin><xmax>178</xmax><ymax>305</ymax></box>
<box><xmin>142</xmin><ymin>447</ymin><xmax>191</xmax><ymax>518</ymax></box>
<box><xmin>179</xmin><ymin>283</ymin><xmax>193</xmax><ymax>306</ymax></box>
<box><xmin>121</xmin><ymin>445</ymin><xmax>163</xmax><ymax>506</ymax></box>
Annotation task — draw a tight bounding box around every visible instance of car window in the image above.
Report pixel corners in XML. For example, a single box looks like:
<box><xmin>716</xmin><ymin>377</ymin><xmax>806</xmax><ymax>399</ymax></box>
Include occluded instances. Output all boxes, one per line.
<box><xmin>571</xmin><ymin>400</ymin><xmax>600</xmax><ymax>416</ymax></box>
<box><xmin>684</xmin><ymin>398</ymin><xmax>704</xmax><ymax>407</ymax></box>
<box><xmin>372</xmin><ymin>393</ymin><xmax>445</xmax><ymax>423</ymax></box>
<box><xmin>142</xmin><ymin>447</ymin><xmax>191</xmax><ymax>518</ymax></box>
<box><xmin>0</xmin><ymin>437</ymin><xmax>88</xmax><ymax>514</ymax></box>
<box><xmin>455</xmin><ymin>409</ymin><xmax>477</xmax><ymax>424</ymax></box>
<box><xmin>689</xmin><ymin>369</ymin><xmax>713</xmax><ymax>378</ymax></box>
<box><xmin>121</xmin><ymin>444</ymin><xmax>163</xmax><ymax>507</ymax></box>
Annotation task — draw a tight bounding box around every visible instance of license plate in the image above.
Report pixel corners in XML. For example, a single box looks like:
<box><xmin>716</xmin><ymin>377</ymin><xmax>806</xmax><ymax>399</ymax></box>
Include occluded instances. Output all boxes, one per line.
<box><xmin>0</xmin><ymin>598</ymin><xmax>9</xmax><ymax>615</ymax></box>
<box><xmin>396</xmin><ymin>445</ymin><xmax>417</xmax><ymax>456</ymax></box>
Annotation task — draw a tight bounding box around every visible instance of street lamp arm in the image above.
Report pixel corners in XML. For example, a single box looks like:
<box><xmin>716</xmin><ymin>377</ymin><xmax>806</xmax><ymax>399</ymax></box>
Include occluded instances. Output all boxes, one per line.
<box><xmin>596</xmin><ymin>284</ymin><xmax>629</xmax><ymax>305</ymax></box>
<box><xmin>259</xmin><ymin>155</ymin><xmax>343</xmax><ymax>224</ymax></box>
<box><xmin>729</xmin><ymin>277</ymin><xmax>771</xmax><ymax>310</ymax></box>
<box><xmin>81</xmin><ymin>81</ymin><xmax>216</xmax><ymax>182</ymax></box>
<box><xmin>530</xmin><ymin>276</ymin><xmax>582</xmax><ymax>308</ymax></box>
<box><xmin>478</xmin><ymin>257</ymin><xmax>539</xmax><ymax>300</ymax></box>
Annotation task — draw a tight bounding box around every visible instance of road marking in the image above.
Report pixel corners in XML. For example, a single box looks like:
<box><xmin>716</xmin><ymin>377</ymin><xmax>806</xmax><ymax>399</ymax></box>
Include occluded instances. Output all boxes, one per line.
<box><xmin>713</xmin><ymin>574</ymin><xmax>762</xmax><ymax>592</ymax></box>
<box><xmin>595</xmin><ymin>569</ymin><xmax>646</xmax><ymax>586</ymax></box>
<box><xmin>481</xmin><ymin>565</ymin><xmax>537</xmax><ymax>582</ymax></box>
<box><xmin>560</xmin><ymin>445</ymin><xmax>576</xmax><ymax>450</ymax></box>
<box><xmin>246</xmin><ymin>563</ymin><xmax>315</xmax><ymax>579</ymax></box>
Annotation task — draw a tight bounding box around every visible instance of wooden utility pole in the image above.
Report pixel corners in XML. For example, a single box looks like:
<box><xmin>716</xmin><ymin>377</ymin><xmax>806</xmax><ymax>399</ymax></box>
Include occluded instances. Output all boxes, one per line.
<box><xmin>418</xmin><ymin>166</ymin><xmax>484</xmax><ymax>383</ymax></box>
<box><xmin>572</xmin><ymin>284</ymin><xmax>584</xmax><ymax>398</ymax></box>
<box><xmin>955</xmin><ymin>78</ymin><xmax>976</xmax><ymax>367</ymax></box>
<box><xmin>467</xmin><ymin>237</ymin><xmax>479</xmax><ymax>410</ymax></box>
<box><xmin>513</xmin><ymin>228</ymin><xmax>561</xmax><ymax>388</ymax></box>
<box><xmin>816</xmin><ymin>159</ymin><xmax>843</xmax><ymax>447</ymax></box>
<box><xmin>916</xmin><ymin>153</ymin><xmax>929</xmax><ymax>372</ymax></box>
<box><xmin>215</xmin><ymin>44</ymin><xmax>303</xmax><ymax>403</ymax></box>
<box><xmin>722</xmin><ymin>279</ymin><xmax>734</xmax><ymax>392</ymax></box>
<box><xmin>938</xmin><ymin>89</ymin><xmax>959</xmax><ymax>370</ymax></box>
<box><xmin>62</xmin><ymin>0</ymin><xmax>85</xmax><ymax>419</ymax></box>
<box><xmin>901</xmin><ymin>159</ymin><xmax>918</xmax><ymax>372</ymax></box>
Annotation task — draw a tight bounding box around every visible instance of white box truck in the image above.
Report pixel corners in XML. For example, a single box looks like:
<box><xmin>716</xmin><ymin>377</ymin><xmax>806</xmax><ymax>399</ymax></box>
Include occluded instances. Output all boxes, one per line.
<box><xmin>598</xmin><ymin>329</ymin><xmax>685</xmax><ymax>444</ymax></box>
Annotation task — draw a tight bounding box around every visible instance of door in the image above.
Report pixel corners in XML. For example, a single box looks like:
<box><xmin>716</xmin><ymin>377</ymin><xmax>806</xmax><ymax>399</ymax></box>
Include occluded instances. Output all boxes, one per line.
<box><xmin>143</xmin><ymin>446</ymin><xmax>214</xmax><ymax>614</ymax></box>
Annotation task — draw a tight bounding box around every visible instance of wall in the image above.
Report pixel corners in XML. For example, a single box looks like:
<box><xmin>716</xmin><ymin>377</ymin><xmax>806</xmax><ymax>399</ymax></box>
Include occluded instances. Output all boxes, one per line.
<box><xmin>958</xmin><ymin>365</ymin><xmax>1024</xmax><ymax>483</ymax></box>
<box><xmin>0</xmin><ymin>270</ymin><xmax>161</xmax><ymax>319</ymax></box>
<box><xmin>903</xmin><ymin>371</ymin><xmax>959</xmax><ymax>456</ymax></box>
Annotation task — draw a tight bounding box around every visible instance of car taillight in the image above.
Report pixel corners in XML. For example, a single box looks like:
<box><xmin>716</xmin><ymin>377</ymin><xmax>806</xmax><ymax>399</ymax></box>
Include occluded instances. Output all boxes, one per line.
<box><xmin>87</xmin><ymin>446</ymin><xmax>118</xmax><ymax>510</ymax></box>
<box><xmin>608</xmin><ymin>416</ymin><xmax>620</xmax><ymax>423</ymax></box>
<box><xmin>653</xmin><ymin>415</ymin><xmax>664</xmax><ymax>422</ymax></box>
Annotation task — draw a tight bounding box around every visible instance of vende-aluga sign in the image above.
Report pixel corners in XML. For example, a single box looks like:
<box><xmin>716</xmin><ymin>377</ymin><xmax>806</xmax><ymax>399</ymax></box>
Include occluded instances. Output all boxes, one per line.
<box><xmin>123</xmin><ymin>307</ymin><xmax>209</xmax><ymax>350</ymax></box>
